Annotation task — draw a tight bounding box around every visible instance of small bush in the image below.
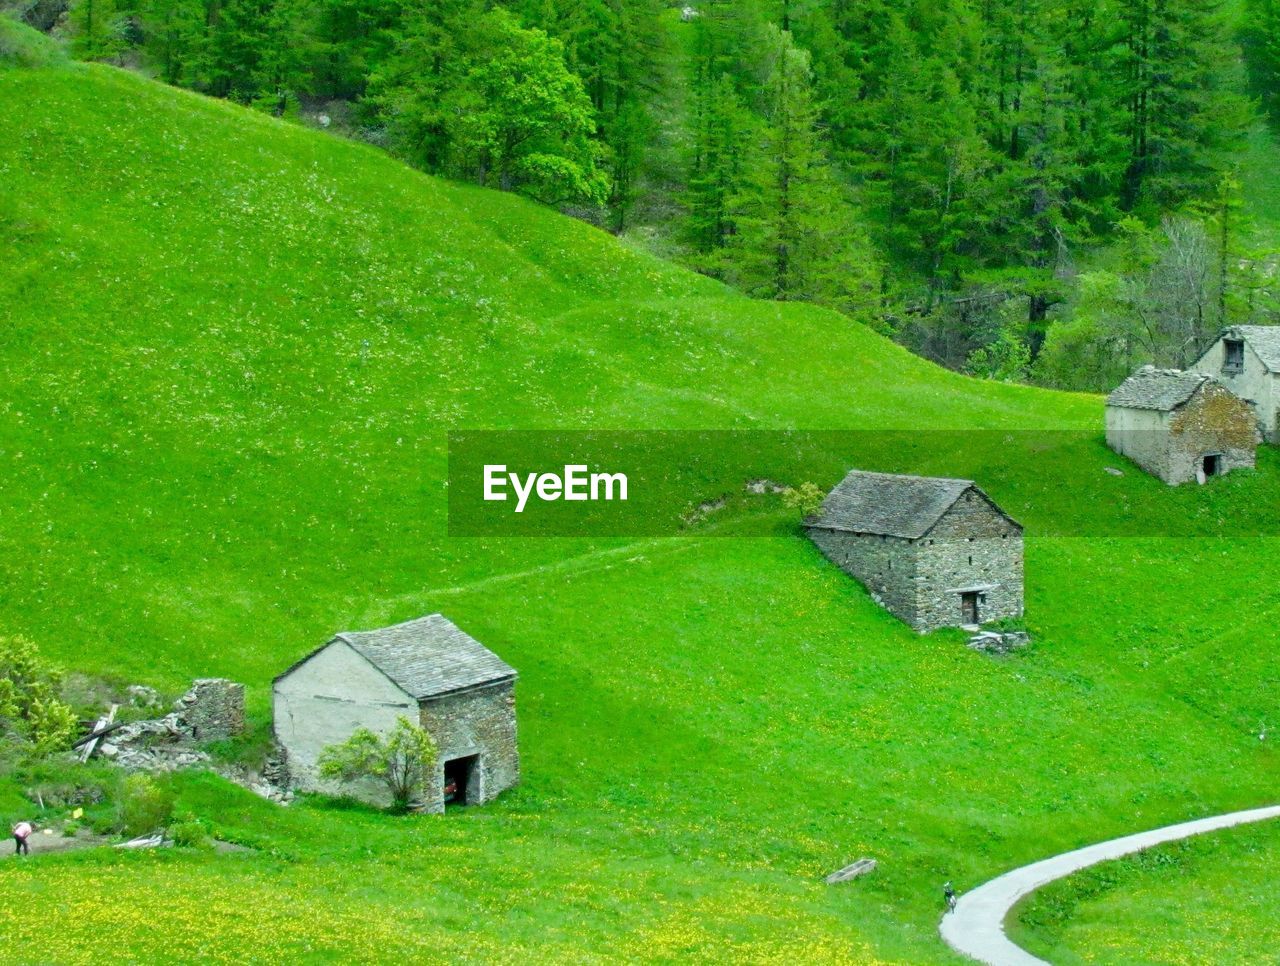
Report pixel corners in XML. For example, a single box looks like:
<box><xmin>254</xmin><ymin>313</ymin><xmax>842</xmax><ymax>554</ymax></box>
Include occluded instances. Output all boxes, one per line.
<box><xmin>318</xmin><ymin>716</ymin><xmax>438</xmax><ymax>809</ymax></box>
<box><xmin>782</xmin><ymin>482</ymin><xmax>825</xmax><ymax>519</ymax></box>
<box><xmin>0</xmin><ymin>635</ymin><xmax>78</xmax><ymax>759</ymax></box>
<box><xmin>115</xmin><ymin>773</ymin><xmax>174</xmax><ymax>837</ymax></box>
<box><xmin>168</xmin><ymin>811</ymin><xmax>212</xmax><ymax>849</ymax></box>
<box><xmin>61</xmin><ymin>820</ymin><xmax>81</xmax><ymax>837</ymax></box>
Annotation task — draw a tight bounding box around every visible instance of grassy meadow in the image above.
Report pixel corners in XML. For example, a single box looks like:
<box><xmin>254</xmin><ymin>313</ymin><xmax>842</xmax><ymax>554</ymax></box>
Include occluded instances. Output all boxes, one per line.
<box><xmin>2</xmin><ymin>40</ymin><xmax>1279</xmax><ymax>963</ymax></box>
<box><xmin>1010</xmin><ymin>821</ymin><xmax>1280</xmax><ymax>964</ymax></box>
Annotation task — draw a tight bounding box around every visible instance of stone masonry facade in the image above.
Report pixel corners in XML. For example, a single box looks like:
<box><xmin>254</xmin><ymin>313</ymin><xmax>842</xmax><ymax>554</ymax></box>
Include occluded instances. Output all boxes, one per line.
<box><xmin>1165</xmin><ymin>383</ymin><xmax>1259</xmax><ymax>484</ymax></box>
<box><xmin>808</xmin><ymin>488</ymin><xmax>1023</xmax><ymax>633</ymax></box>
<box><xmin>418</xmin><ymin>680</ymin><xmax>519</xmax><ymax>815</ymax></box>
<box><xmin>98</xmin><ymin>678</ymin><xmax>246</xmax><ymax>771</ymax></box>
<box><xmin>1106</xmin><ymin>381</ymin><xmax>1258</xmax><ymax>485</ymax></box>
<box><xmin>807</xmin><ymin>528</ymin><xmax>920</xmax><ymax>625</ymax></box>
<box><xmin>915</xmin><ymin>489</ymin><xmax>1023</xmax><ymax>631</ymax></box>
<box><xmin>180</xmin><ymin>678</ymin><xmax>247</xmax><ymax>741</ymax></box>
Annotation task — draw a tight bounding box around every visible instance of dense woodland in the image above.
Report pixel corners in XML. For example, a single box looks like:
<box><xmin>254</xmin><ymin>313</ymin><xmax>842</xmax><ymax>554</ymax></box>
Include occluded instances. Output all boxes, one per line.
<box><xmin>10</xmin><ymin>0</ymin><xmax>1280</xmax><ymax>389</ymax></box>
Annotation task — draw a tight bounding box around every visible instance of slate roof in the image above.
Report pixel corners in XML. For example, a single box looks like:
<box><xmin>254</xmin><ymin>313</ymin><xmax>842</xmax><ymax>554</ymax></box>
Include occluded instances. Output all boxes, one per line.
<box><xmin>278</xmin><ymin>614</ymin><xmax>516</xmax><ymax>700</ymax></box>
<box><xmin>1106</xmin><ymin>366</ymin><xmax>1211</xmax><ymax>411</ymax></box>
<box><xmin>806</xmin><ymin>470</ymin><xmax>1018</xmax><ymax>539</ymax></box>
<box><xmin>1226</xmin><ymin>325</ymin><xmax>1280</xmax><ymax>373</ymax></box>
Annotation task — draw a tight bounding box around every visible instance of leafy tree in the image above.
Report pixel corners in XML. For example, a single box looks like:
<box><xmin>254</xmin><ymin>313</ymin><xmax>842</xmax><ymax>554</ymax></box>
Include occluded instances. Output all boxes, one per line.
<box><xmin>136</xmin><ymin>0</ymin><xmax>204</xmax><ymax>85</ymax></box>
<box><xmin>318</xmin><ymin>715</ymin><xmax>438</xmax><ymax>808</ymax></box>
<box><xmin>1245</xmin><ymin>0</ymin><xmax>1280</xmax><ymax>118</ymax></box>
<box><xmin>966</xmin><ymin>326</ymin><xmax>1031</xmax><ymax>381</ymax></box>
<box><xmin>298</xmin><ymin>0</ymin><xmax>401</xmax><ymax>100</ymax></box>
<box><xmin>782</xmin><ymin>481</ymin><xmax>824</xmax><ymax>518</ymax></box>
<box><xmin>452</xmin><ymin>11</ymin><xmax>606</xmax><ymax>205</ymax></box>
<box><xmin>685</xmin><ymin>71</ymin><xmax>756</xmax><ymax>258</ymax></box>
<box><xmin>1115</xmin><ymin>0</ymin><xmax>1249</xmax><ymax>211</ymax></box>
<box><xmin>363</xmin><ymin>0</ymin><xmax>479</xmax><ymax>171</ymax></box>
<box><xmin>0</xmin><ymin>635</ymin><xmax>77</xmax><ymax>759</ymax></box>
<box><xmin>371</xmin><ymin>8</ymin><xmax>606</xmax><ymax>206</ymax></box>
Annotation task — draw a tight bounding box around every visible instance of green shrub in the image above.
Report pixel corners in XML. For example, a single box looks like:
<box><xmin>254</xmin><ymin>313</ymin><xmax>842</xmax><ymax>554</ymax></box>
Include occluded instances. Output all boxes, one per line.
<box><xmin>115</xmin><ymin>773</ymin><xmax>175</xmax><ymax>837</ymax></box>
<box><xmin>782</xmin><ymin>482</ymin><xmax>825</xmax><ymax>520</ymax></box>
<box><xmin>0</xmin><ymin>635</ymin><xmax>78</xmax><ymax>759</ymax></box>
<box><xmin>168</xmin><ymin>811</ymin><xmax>212</xmax><ymax>849</ymax></box>
<box><xmin>318</xmin><ymin>716</ymin><xmax>438</xmax><ymax>809</ymax></box>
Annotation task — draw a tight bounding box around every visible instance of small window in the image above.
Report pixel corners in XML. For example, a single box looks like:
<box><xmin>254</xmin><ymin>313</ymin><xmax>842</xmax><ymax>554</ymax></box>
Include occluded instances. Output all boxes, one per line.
<box><xmin>1223</xmin><ymin>339</ymin><xmax>1245</xmax><ymax>374</ymax></box>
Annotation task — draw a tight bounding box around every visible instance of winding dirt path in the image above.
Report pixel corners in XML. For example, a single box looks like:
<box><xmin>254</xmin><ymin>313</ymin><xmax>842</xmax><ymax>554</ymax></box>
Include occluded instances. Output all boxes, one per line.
<box><xmin>939</xmin><ymin>804</ymin><xmax>1280</xmax><ymax>965</ymax></box>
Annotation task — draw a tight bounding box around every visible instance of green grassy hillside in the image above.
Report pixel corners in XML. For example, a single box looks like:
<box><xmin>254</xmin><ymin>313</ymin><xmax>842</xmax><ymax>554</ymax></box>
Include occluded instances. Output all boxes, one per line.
<box><xmin>1011</xmin><ymin>821</ymin><xmax>1280</xmax><ymax>963</ymax></box>
<box><xmin>1</xmin><ymin>49</ymin><xmax>1278</xmax><ymax>963</ymax></box>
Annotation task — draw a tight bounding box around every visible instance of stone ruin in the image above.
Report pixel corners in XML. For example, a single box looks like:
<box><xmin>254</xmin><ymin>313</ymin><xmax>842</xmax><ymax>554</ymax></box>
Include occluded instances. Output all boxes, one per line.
<box><xmin>97</xmin><ymin>679</ymin><xmax>245</xmax><ymax>772</ymax></box>
<box><xmin>90</xmin><ymin>679</ymin><xmax>293</xmax><ymax>804</ymax></box>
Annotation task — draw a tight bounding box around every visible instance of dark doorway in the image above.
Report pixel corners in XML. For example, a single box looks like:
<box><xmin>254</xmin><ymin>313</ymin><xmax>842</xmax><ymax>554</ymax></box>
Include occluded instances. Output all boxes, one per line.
<box><xmin>960</xmin><ymin>592</ymin><xmax>979</xmax><ymax>624</ymax></box>
<box><xmin>1202</xmin><ymin>454</ymin><xmax>1222</xmax><ymax>478</ymax></box>
<box><xmin>443</xmin><ymin>755</ymin><xmax>479</xmax><ymax>806</ymax></box>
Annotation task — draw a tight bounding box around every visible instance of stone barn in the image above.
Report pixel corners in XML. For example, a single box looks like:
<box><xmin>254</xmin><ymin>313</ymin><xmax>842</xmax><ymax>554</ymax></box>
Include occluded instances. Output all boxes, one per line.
<box><xmin>1189</xmin><ymin>325</ymin><xmax>1280</xmax><ymax>443</ymax></box>
<box><xmin>1105</xmin><ymin>366</ymin><xmax>1259</xmax><ymax>485</ymax></box>
<box><xmin>805</xmin><ymin>471</ymin><xmax>1023</xmax><ymax>633</ymax></box>
<box><xmin>273</xmin><ymin>614</ymin><xmax>518</xmax><ymax>812</ymax></box>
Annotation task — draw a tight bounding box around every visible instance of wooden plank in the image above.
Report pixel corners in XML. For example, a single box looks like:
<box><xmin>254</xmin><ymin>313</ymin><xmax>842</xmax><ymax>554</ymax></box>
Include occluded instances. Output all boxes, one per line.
<box><xmin>78</xmin><ymin>704</ymin><xmax>118</xmax><ymax>762</ymax></box>
<box><xmin>825</xmin><ymin>858</ymin><xmax>877</xmax><ymax>884</ymax></box>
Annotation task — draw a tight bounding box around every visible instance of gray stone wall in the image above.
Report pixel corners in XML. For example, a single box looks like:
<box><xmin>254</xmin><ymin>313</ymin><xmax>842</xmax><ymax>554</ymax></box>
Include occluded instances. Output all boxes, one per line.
<box><xmin>1166</xmin><ymin>382</ymin><xmax>1260</xmax><ymax>484</ymax></box>
<box><xmin>419</xmin><ymin>681</ymin><xmax>519</xmax><ymax>815</ymax></box>
<box><xmin>179</xmin><ymin>679</ymin><xmax>246</xmax><ymax>741</ymax></box>
<box><xmin>1106</xmin><ymin>406</ymin><xmax>1172</xmax><ymax>481</ymax></box>
<box><xmin>915</xmin><ymin>490</ymin><xmax>1023</xmax><ymax>631</ymax></box>
<box><xmin>273</xmin><ymin>641</ymin><xmax>418</xmax><ymax>805</ymax></box>
<box><xmin>807</xmin><ymin>527</ymin><xmax>919</xmax><ymax>626</ymax></box>
<box><xmin>1107</xmin><ymin>384</ymin><xmax>1259</xmax><ymax>485</ymax></box>
<box><xmin>1190</xmin><ymin>338</ymin><xmax>1278</xmax><ymax>441</ymax></box>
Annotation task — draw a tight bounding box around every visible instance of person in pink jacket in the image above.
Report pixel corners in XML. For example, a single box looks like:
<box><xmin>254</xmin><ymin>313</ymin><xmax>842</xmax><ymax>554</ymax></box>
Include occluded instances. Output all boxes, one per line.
<box><xmin>12</xmin><ymin>821</ymin><xmax>33</xmax><ymax>856</ymax></box>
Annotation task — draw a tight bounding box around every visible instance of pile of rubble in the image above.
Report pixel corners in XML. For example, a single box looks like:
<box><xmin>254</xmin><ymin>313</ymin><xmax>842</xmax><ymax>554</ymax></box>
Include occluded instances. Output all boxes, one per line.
<box><xmin>94</xmin><ymin>679</ymin><xmax>245</xmax><ymax>772</ymax></box>
<box><xmin>967</xmin><ymin>629</ymin><xmax>1031</xmax><ymax>654</ymax></box>
<box><xmin>81</xmin><ymin>679</ymin><xmax>294</xmax><ymax>804</ymax></box>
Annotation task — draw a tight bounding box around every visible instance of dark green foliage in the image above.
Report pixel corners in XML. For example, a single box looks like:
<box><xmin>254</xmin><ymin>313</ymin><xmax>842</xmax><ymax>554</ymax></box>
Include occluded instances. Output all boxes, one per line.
<box><xmin>40</xmin><ymin>0</ymin><xmax>1268</xmax><ymax>383</ymax></box>
<box><xmin>368</xmin><ymin>5</ymin><xmax>606</xmax><ymax>204</ymax></box>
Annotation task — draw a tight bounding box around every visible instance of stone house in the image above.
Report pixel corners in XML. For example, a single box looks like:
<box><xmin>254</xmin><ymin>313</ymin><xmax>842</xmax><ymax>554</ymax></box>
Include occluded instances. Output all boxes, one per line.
<box><xmin>1105</xmin><ymin>366</ymin><xmax>1259</xmax><ymax>485</ymax></box>
<box><xmin>805</xmin><ymin>471</ymin><xmax>1023</xmax><ymax>633</ymax></box>
<box><xmin>1189</xmin><ymin>325</ymin><xmax>1280</xmax><ymax>443</ymax></box>
<box><xmin>273</xmin><ymin>614</ymin><xmax>518</xmax><ymax>812</ymax></box>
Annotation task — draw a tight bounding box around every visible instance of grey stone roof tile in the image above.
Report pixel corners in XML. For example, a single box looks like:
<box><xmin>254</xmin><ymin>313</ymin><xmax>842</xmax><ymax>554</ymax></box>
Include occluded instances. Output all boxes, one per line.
<box><xmin>273</xmin><ymin>614</ymin><xmax>516</xmax><ymax>699</ymax></box>
<box><xmin>336</xmin><ymin>615</ymin><xmax>515</xmax><ymax>699</ymax></box>
<box><xmin>1106</xmin><ymin>366</ymin><xmax>1210</xmax><ymax>411</ymax></box>
<box><xmin>806</xmin><ymin>470</ymin><xmax>1016</xmax><ymax>539</ymax></box>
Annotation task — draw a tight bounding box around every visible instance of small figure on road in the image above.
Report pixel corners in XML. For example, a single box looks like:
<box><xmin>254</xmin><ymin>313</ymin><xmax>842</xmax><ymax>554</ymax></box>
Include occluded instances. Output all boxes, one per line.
<box><xmin>943</xmin><ymin>880</ymin><xmax>957</xmax><ymax>912</ymax></box>
<box><xmin>12</xmin><ymin>820</ymin><xmax>33</xmax><ymax>856</ymax></box>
